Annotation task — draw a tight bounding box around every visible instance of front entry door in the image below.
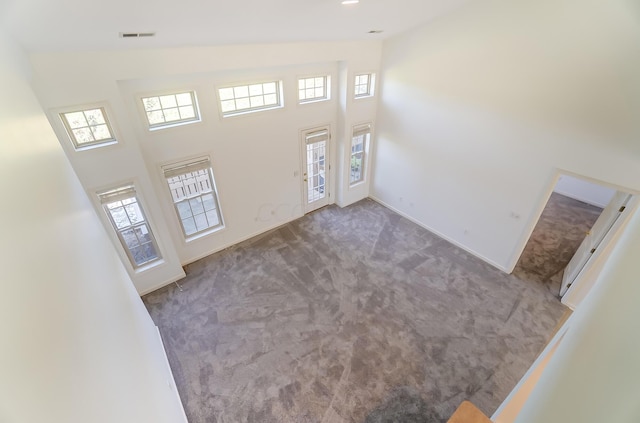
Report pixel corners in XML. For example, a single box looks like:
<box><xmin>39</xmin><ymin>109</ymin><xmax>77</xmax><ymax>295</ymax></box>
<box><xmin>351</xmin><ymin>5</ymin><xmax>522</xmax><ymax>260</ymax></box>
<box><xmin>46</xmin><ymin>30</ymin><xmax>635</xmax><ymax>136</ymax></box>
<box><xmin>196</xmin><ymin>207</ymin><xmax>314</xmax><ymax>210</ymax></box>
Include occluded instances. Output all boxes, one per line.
<box><xmin>302</xmin><ymin>128</ymin><xmax>330</xmax><ymax>214</ymax></box>
<box><xmin>560</xmin><ymin>191</ymin><xmax>632</xmax><ymax>296</ymax></box>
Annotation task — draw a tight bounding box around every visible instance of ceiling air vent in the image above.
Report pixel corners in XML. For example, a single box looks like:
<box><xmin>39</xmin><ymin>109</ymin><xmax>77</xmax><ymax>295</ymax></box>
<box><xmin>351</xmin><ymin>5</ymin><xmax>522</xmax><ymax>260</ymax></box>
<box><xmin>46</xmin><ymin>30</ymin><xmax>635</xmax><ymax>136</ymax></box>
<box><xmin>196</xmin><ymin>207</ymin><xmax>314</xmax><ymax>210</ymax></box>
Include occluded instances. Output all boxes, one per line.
<box><xmin>119</xmin><ymin>32</ymin><xmax>156</xmax><ymax>38</ymax></box>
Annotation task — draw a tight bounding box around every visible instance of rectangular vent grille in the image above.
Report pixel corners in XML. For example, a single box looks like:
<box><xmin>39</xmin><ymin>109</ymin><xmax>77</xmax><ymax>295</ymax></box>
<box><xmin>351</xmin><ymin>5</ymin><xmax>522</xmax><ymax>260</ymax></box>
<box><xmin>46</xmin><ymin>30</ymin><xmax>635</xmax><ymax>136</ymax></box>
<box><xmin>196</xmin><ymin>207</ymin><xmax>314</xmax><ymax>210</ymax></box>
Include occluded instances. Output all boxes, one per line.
<box><xmin>120</xmin><ymin>32</ymin><xmax>156</xmax><ymax>38</ymax></box>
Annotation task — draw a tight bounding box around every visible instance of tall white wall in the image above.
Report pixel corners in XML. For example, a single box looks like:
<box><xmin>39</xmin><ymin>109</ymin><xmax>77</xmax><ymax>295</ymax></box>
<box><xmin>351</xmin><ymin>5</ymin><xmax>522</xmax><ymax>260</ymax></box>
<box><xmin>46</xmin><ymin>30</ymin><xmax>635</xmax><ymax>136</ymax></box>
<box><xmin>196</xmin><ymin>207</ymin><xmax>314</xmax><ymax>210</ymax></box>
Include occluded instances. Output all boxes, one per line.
<box><xmin>553</xmin><ymin>174</ymin><xmax>616</xmax><ymax>208</ymax></box>
<box><xmin>372</xmin><ymin>0</ymin><xmax>640</xmax><ymax>271</ymax></box>
<box><xmin>514</xmin><ymin>205</ymin><xmax>640</xmax><ymax>423</ymax></box>
<box><xmin>0</xmin><ymin>30</ymin><xmax>186</xmax><ymax>423</ymax></box>
<box><xmin>29</xmin><ymin>41</ymin><xmax>381</xmax><ymax>292</ymax></box>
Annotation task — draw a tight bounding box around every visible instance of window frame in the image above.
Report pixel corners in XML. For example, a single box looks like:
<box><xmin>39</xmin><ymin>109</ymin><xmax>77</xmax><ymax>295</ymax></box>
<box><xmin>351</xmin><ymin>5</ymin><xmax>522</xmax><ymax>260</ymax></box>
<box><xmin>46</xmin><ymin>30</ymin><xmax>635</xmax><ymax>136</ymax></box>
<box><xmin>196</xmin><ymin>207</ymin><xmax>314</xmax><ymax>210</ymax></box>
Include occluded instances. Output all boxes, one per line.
<box><xmin>162</xmin><ymin>157</ymin><xmax>225</xmax><ymax>240</ymax></box>
<box><xmin>349</xmin><ymin>123</ymin><xmax>372</xmax><ymax>186</ymax></box>
<box><xmin>354</xmin><ymin>73</ymin><xmax>376</xmax><ymax>99</ymax></box>
<box><xmin>140</xmin><ymin>90</ymin><xmax>201</xmax><ymax>131</ymax></box>
<box><xmin>297</xmin><ymin>75</ymin><xmax>330</xmax><ymax>104</ymax></box>
<box><xmin>98</xmin><ymin>184</ymin><xmax>162</xmax><ymax>270</ymax></box>
<box><xmin>59</xmin><ymin>106</ymin><xmax>118</xmax><ymax>150</ymax></box>
<box><xmin>216</xmin><ymin>80</ymin><xmax>284</xmax><ymax>118</ymax></box>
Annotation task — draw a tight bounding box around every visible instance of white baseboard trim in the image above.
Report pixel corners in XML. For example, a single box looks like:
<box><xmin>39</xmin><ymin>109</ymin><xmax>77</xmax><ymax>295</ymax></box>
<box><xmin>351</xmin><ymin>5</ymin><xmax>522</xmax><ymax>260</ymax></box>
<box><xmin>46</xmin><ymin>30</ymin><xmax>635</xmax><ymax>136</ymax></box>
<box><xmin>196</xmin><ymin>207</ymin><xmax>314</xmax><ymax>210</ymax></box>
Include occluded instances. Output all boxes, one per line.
<box><xmin>369</xmin><ymin>196</ymin><xmax>509</xmax><ymax>273</ymax></box>
<box><xmin>155</xmin><ymin>326</ymin><xmax>189</xmax><ymax>423</ymax></box>
<box><xmin>181</xmin><ymin>214</ymin><xmax>305</xmax><ymax>267</ymax></box>
<box><xmin>553</xmin><ymin>189</ymin><xmax>609</xmax><ymax>208</ymax></box>
<box><xmin>139</xmin><ymin>271</ymin><xmax>187</xmax><ymax>296</ymax></box>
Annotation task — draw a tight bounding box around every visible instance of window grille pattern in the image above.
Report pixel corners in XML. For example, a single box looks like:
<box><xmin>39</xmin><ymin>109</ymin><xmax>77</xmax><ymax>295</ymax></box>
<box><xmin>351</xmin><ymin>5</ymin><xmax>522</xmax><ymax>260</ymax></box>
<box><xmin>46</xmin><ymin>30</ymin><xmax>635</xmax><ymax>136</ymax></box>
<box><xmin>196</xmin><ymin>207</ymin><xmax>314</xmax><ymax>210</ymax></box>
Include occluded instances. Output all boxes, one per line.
<box><xmin>298</xmin><ymin>76</ymin><xmax>328</xmax><ymax>103</ymax></box>
<box><xmin>218</xmin><ymin>82</ymin><xmax>281</xmax><ymax>116</ymax></box>
<box><xmin>354</xmin><ymin>73</ymin><xmax>374</xmax><ymax>98</ymax></box>
<box><xmin>142</xmin><ymin>92</ymin><xmax>199</xmax><ymax>128</ymax></box>
<box><xmin>350</xmin><ymin>124</ymin><xmax>371</xmax><ymax>185</ymax></box>
<box><xmin>99</xmin><ymin>186</ymin><xmax>161</xmax><ymax>268</ymax></box>
<box><xmin>305</xmin><ymin>130</ymin><xmax>328</xmax><ymax>203</ymax></box>
<box><xmin>61</xmin><ymin>107</ymin><xmax>115</xmax><ymax>149</ymax></box>
<box><xmin>164</xmin><ymin>159</ymin><xmax>223</xmax><ymax>237</ymax></box>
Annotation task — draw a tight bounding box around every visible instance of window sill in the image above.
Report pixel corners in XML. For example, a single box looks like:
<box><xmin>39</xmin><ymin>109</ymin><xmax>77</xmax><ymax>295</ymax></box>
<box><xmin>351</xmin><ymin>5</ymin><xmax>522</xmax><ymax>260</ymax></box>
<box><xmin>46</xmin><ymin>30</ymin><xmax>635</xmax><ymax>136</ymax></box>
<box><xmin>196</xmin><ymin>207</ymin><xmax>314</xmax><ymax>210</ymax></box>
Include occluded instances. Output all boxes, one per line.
<box><xmin>185</xmin><ymin>225</ymin><xmax>225</xmax><ymax>243</ymax></box>
<box><xmin>74</xmin><ymin>139</ymin><xmax>118</xmax><ymax>152</ymax></box>
<box><xmin>149</xmin><ymin>118</ymin><xmax>201</xmax><ymax>132</ymax></box>
<box><xmin>134</xmin><ymin>258</ymin><xmax>165</xmax><ymax>274</ymax></box>
<box><xmin>221</xmin><ymin>105</ymin><xmax>284</xmax><ymax>119</ymax></box>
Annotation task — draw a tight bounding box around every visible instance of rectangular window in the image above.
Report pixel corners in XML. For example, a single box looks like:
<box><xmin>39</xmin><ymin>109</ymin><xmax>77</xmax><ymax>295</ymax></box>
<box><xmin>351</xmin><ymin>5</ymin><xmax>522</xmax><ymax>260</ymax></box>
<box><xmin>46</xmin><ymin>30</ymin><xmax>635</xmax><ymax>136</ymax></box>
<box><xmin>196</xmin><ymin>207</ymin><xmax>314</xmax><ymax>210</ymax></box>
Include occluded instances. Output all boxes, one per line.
<box><xmin>218</xmin><ymin>81</ymin><xmax>282</xmax><ymax>117</ymax></box>
<box><xmin>350</xmin><ymin>123</ymin><xmax>371</xmax><ymax>185</ymax></box>
<box><xmin>298</xmin><ymin>76</ymin><xmax>329</xmax><ymax>103</ymax></box>
<box><xmin>141</xmin><ymin>91</ymin><xmax>200</xmax><ymax>129</ymax></box>
<box><xmin>354</xmin><ymin>73</ymin><xmax>375</xmax><ymax>98</ymax></box>
<box><xmin>98</xmin><ymin>185</ymin><xmax>161</xmax><ymax>268</ymax></box>
<box><xmin>163</xmin><ymin>158</ymin><xmax>223</xmax><ymax>238</ymax></box>
<box><xmin>61</xmin><ymin>107</ymin><xmax>116</xmax><ymax>149</ymax></box>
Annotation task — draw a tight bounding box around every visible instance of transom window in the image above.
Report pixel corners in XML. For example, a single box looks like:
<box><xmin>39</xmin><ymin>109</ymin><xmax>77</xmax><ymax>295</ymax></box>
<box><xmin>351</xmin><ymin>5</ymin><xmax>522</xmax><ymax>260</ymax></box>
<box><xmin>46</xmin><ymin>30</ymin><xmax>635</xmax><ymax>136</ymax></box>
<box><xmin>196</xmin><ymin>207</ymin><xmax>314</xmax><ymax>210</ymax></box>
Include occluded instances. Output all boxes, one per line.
<box><xmin>60</xmin><ymin>107</ymin><xmax>116</xmax><ymax>149</ymax></box>
<box><xmin>163</xmin><ymin>158</ymin><xmax>223</xmax><ymax>238</ymax></box>
<box><xmin>350</xmin><ymin>123</ymin><xmax>371</xmax><ymax>185</ymax></box>
<box><xmin>98</xmin><ymin>185</ymin><xmax>161</xmax><ymax>268</ymax></box>
<box><xmin>354</xmin><ymin>73</ymin><xmax>375</xmax><ymax>98</ymax></box>
<box><xmin>141</xmin><ymin>91</ymin><xmax>199</xmax><ymax>129</ymax></box>
<box><xmin>298</xmin><ymin>76</ymin><xmax>329</xmax><ymax>103</ymax></box>
<box><xmin>218</xmin><ymin>81</ymin><xmax>282</xmax><ymax>116</ymax></box>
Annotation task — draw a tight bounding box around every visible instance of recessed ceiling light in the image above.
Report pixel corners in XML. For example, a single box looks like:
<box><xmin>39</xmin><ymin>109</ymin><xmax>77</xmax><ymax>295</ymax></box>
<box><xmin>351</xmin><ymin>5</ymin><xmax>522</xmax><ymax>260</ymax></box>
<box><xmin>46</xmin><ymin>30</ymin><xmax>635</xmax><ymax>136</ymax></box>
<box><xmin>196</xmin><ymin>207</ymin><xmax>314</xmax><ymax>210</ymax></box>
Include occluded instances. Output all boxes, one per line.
<box><xmin>341</xmin><ymin>0</ymin><xmax>359</xmax><ymax>4</ymax></box>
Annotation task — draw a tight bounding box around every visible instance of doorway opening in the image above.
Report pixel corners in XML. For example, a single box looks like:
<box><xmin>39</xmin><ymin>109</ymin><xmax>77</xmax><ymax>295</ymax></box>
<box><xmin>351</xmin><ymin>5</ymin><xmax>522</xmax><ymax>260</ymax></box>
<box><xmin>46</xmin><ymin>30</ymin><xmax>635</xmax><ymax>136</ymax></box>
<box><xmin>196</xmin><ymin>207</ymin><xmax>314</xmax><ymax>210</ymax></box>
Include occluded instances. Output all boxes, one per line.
<box><xmin>301</xmin><ymin>126</ymin><xmax>330</xmax><ymax>214</ymax></box>
<box><xmin>513</xmin><ymin>174</ymin><xmax>632</xmax><ymax>299</ymax></box>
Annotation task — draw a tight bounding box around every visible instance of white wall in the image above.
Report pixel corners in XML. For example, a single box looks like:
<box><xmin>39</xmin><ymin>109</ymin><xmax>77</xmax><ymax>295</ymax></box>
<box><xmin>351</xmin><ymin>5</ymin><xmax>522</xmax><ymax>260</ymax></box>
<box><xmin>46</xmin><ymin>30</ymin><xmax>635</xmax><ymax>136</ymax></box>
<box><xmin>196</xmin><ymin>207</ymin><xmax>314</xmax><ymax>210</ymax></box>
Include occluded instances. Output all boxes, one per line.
<box><xmin>0</xmin><ymin>30</ymin><xmax>186</xmax><ymax>423</ymax></box>
<box><xmin>372</xmin><ymin>0</ymin><xmax>640</xmax><ymax>271</ymax></box>
<box><xmin>513</xmin><ymin>205</ymin><xmax>640</xmax><ymax>423</ymax></box>
<box><xmin>29</xmin><ymin>41</ymin><xmax>381</xmax><ymax>292</ymax></box>
<box><xmin>553</xmin><ymin>174</ymin><xmax>616</xmax><ymax>208</ymax></box>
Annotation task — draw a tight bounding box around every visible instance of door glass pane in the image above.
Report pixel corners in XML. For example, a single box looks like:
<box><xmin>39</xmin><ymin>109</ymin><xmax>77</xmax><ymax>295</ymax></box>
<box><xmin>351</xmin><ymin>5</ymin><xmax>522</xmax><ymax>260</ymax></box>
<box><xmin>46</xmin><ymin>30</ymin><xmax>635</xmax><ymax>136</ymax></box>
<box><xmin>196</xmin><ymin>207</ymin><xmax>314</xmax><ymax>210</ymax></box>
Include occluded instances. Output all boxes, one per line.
<box><xmin>306</xmin><ymin>140</ymin><xmax>326</xmax><ymax>204</ymax></box>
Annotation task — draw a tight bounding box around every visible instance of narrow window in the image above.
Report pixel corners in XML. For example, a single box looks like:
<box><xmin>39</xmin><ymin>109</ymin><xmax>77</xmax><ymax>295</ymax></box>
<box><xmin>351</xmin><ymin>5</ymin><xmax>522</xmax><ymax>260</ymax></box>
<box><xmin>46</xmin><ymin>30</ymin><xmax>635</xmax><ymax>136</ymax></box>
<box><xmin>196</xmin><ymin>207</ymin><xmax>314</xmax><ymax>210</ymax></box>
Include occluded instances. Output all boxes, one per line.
<box><xmin>98</xmin><ymin>185</ymin><xmax>161</xmax><ymax>268</ymax></box>
<box><xmin>218</xmin><ymin>81</ymin><xmax>282</xmax><ymax>117</ymax></box>
<box><xmin>298</xmin><ymin>76</ymin><xmax>329</xmax><ymax>103</ymax></box>
<box><xmin>141</xmin><ymin>91</ymin><xmax>200</xmax><ymax>129</ymax></box>
<box><xmin>354</xmin><ymin>73</ymin><xmax>375</xmax><ymax>98</ymax></box>
<box><xmin>350</xmin><ymin>123</ymin><xmax>371</xmax><ymax>185</ymax></box>
<box><xmin>60</xmin><ymin>107</ymin><xmax>116</xmax><ymax>149</ymax></box>
<box><xmin>163</xmin><ymin>158</ymin><xmax>224</xmax><ymax>238</ymax></box>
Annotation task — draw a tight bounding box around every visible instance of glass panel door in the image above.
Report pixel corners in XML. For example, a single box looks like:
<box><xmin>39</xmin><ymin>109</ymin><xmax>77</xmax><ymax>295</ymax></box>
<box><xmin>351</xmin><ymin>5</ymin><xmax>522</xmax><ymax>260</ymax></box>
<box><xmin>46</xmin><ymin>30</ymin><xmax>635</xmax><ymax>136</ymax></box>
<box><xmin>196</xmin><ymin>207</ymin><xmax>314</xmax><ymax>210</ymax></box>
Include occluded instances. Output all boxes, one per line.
<box><xmin>302</xmin><ymin>128</ymin><xmax>330</xmax><ymax>213</ymax></box>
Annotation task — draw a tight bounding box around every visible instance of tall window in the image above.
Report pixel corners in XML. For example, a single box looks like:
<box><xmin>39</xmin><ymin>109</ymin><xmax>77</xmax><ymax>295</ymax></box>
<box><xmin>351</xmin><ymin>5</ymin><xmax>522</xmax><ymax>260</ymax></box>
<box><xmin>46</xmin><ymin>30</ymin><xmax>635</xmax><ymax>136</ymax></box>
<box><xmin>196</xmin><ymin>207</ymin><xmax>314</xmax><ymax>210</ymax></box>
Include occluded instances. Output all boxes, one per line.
<box><xmin>218</xmin><ymin>81</ymin><xmax>282</xmax><ymax>117</ymax></box>
<box><xmin>350</xmin><ymin>123</ymin><xmax>371</xmax><ymax>185</ymax></box>
<box><xmin>354</xmin><ymin>73</ymin><xmax>375</xmax><ymax>98</ymax></box>
<box><xmin>60</xmin><ymin>107</ymin><xmax>116</xmax><ymax>149</ymax></box>
<box><xmin>141</xmin><ymin>91</ymin><xmax>200</xmax><ymax>129</ymax></box>
<box><xmin>163</xmin><ymin>158</ymin><xmax>223</xmax><ymax>238</ymax></box>
<box><xmin>298</xmin><ymin>76</ymin><xmax>329</xmax><ymax>103</ymax></box>
<box><xmin>98</xmin><ymin>185</ymin><xmax>161</xmax><ymax>268</ymax></box>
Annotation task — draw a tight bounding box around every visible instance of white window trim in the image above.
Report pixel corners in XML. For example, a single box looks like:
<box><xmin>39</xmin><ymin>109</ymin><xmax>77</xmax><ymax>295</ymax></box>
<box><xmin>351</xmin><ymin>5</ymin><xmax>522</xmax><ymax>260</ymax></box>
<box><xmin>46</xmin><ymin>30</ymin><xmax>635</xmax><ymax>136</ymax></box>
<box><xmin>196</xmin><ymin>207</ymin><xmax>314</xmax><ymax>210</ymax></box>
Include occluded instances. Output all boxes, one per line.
<box><xmin>298</xmin><ymin>75</ymin><xmax>331</xmax><ymax>104</ymax></box>
<box><xmin>349</xmin><ymin>122</ymin><xmax>372</xmax><ymax>187</ymax></box>
<box><xmin>162</xmin><ymin>156</ymin><xmax>225</xmax><ymax>241</ymax></box>
<box><xmin>58</xmin><ymin>103</ymin><xmax>119</xmax><ymax>151</ymax></box>
<box><xmin>216</xmin><ymin>80</ymin><xmax>284</xmax><ymax>118</ymax></box>
<box><xmin>139</xmin><ymin>90</ymin><xmax>201</xmax><ymax>131</ymax></box>
<box><xmin>354</xmin><ymin>72</ymin><xmax>376</xmax><ymax>100</ymax></box>
<box><xmin>97</xmin><ymin>184</ymin><xmax>163</xmax><ymax>270</ymax></box>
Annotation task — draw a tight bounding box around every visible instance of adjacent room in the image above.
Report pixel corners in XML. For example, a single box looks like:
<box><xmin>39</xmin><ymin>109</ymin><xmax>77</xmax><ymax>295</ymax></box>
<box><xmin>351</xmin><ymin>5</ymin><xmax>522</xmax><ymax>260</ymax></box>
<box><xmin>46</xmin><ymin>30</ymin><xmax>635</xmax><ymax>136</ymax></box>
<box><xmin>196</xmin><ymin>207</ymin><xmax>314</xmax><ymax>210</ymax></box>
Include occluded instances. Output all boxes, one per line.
<box><xmin>2</xmin><ymin>0</ymin><xmax>640</xmax><ymax>422</ymax></box>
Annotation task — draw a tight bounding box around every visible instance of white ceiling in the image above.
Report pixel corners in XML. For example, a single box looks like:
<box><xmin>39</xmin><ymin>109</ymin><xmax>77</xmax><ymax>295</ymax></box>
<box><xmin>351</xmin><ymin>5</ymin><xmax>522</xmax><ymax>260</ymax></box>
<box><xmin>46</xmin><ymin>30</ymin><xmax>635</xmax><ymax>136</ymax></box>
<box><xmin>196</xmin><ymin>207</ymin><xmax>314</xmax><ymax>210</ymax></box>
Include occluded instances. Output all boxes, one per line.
<box><xmin>0</xmin><ymin>0</ymin><xmax>472</xmax><ymax>52</ymax></box>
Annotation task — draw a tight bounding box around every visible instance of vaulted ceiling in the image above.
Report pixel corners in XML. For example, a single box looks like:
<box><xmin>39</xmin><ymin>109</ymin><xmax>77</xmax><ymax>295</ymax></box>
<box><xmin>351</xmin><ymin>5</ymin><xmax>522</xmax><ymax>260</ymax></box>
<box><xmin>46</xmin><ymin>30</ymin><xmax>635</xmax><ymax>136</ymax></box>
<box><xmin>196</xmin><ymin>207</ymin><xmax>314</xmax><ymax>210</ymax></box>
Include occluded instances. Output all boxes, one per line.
<box><xmin>0</xmin><ymin>0</ymin><xmax>472</xmax><ymax>52</ymax></box>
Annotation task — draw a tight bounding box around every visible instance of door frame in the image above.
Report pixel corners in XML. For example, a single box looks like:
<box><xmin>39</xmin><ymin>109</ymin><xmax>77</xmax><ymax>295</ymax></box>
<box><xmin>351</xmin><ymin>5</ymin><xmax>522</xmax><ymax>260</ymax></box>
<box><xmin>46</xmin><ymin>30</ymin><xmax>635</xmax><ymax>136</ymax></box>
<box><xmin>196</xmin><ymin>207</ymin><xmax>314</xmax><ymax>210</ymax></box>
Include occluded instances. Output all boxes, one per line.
<box><xmin>299</xmin><ymin>124</ymin><xmax>332</xmax><ymax>214</ymax></box>
<box><xmin>561</xmin><ymin>195</ymin><xmax>639</xmax><ymax>309</ymax></box>
<box><xmin>559</xmin><ymin>191</ymin><xmax>632</xmax><ymax>297</ymax></box>
<box><xmin>507</xmin><ymin>170</ymin><xmax>639</xmax><ymax>308</ymax></box>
